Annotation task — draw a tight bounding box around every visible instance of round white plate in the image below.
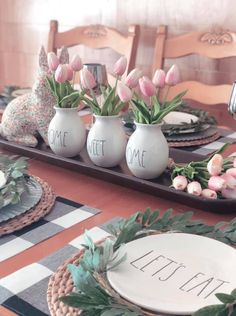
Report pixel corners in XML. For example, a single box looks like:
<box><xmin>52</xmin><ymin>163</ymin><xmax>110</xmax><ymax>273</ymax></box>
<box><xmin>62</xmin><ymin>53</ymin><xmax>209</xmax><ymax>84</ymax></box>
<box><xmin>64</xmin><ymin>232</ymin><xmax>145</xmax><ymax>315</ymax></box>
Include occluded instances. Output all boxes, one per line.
<box><xmin>163</xmin><ymin>111</ymin><xmax>198</xmax><ymax>125</ymax></box>
<box><xmin>107</xmin><ymin>233</ymin><xmax>236</xmax><ymax>315</ymax></box>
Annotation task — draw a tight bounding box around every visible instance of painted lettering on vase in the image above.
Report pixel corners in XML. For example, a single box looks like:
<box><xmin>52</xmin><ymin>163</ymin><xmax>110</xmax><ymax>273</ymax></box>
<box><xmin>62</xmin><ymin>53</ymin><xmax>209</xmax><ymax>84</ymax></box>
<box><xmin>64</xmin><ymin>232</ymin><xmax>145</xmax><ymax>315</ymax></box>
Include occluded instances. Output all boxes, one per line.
<box><xmin>48</xmin><ymin>129</ymin><xmax>68</xmax><ymax>147</ymax></box>
<box><xmin>126</xmin><ymin>147</ymin><xmax>146</xmax><ymax>168</ymax></box>
<box><xmin>129</xmin><ymin>250</ymin><xmax>229</xmax><ymax>299</ymax></box>
<box><xmin>88</xmin><ymin>139</ymin><xmax>106</xmax><ymax>156</ymax></box>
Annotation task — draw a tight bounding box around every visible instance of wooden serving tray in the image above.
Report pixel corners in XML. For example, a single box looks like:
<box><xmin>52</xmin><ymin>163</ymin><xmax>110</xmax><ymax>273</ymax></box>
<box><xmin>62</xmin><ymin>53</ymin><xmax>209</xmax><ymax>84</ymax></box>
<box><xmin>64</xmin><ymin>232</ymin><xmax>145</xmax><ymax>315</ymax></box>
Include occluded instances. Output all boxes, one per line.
<box><xmin>0</xmin><ymin>137</ymin><xmax>235</xmax><ymax>213</ymax></box>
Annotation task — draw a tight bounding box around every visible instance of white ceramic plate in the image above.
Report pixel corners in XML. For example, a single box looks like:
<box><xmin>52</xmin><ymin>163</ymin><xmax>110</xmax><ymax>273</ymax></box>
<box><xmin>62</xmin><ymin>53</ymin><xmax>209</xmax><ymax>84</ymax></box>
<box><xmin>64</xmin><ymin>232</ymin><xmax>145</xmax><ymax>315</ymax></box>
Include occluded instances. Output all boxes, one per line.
<box><xmin>107</xmin><ymin>233</ymin><xmax>236</xmax><ymax>315</ymax></box>
<box><xmin>163</xmin><ymin>111</ymin><xmax>199</xmax><ymax>125</ymax></box>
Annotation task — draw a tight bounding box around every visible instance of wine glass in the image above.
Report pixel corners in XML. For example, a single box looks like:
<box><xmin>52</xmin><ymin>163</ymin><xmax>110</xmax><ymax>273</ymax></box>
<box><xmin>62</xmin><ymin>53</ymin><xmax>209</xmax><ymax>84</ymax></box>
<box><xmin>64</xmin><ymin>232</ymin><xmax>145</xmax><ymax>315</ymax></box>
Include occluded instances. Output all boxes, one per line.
<box><xmin>228</xmin><ymin>82</ymin><xmax>236</xmax><ymax>119</ymax></box>
<box><xmin>83</xmin><ymin>63</ymin><xmax>108</xmax><ymax>126</ymax></box>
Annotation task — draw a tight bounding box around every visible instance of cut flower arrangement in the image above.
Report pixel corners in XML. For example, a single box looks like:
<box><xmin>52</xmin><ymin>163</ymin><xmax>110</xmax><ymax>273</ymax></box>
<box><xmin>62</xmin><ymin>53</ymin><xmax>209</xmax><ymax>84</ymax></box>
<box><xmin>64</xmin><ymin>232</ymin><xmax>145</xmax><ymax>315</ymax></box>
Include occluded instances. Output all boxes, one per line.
<box><xmin>129</xmin><ymin>65</ymin><xmax>186</xmax><ymax>124</ymax></box>
<box><xmin>46</xmin><ymin>52</ymin><xmax>84</xmax><ymax>108</ymax></box>
<box><xmin>79</xmin><ymin>56</ymin><xmax>136</xmax><ymax>116</ymax></box>
<box><xmin>79</xmin><ymin>58</ymin><xmax>186</xmax><ymax>121</ymax></box>
<box><xmin>171</xmin><ymin>144</ymin><xmax>236</xmax><ymax>199</ymax></box>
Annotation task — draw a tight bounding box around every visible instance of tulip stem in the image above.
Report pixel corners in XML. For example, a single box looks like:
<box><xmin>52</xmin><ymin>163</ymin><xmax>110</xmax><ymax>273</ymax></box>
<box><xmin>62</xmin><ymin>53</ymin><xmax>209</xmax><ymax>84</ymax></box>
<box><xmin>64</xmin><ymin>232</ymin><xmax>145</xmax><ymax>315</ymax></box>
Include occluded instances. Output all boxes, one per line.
<box><xmin>162</xmin><ymin>86</ymin><xmax>170</xmax><ymax>107</ymax></box>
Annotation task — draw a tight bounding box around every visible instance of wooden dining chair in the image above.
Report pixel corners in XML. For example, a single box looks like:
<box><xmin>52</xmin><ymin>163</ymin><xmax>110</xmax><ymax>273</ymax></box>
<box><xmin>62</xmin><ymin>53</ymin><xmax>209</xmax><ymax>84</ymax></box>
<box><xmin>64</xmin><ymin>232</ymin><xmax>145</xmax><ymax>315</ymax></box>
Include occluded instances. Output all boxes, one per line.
<box><xmin>47</xmin><ymin>20</ymin><xmax>140</xmax><ymax>78</ymax></box>
<box><xmin>152</xmin><ymin>25</ymin><xmax>236</xmax><ymax>106</ymax></box>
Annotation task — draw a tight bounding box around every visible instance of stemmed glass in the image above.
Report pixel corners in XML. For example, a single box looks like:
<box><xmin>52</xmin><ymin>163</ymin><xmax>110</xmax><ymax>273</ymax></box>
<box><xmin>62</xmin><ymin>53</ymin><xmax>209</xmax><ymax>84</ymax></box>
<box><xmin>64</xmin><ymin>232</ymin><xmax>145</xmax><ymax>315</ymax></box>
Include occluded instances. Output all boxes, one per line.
<box><xmin>228</xmin><ymin>82</ymin><xmax>236</xmax><ymax>119</ymax></box>
<box><xmin>83</xmin><ymin>63</ymin><xmax>108</xmax><ymax>126</ymax></box>
<box><xmin>83</xmin><ymin>63</ymin><xmax>108</xmax><ymax>97</ymax></box>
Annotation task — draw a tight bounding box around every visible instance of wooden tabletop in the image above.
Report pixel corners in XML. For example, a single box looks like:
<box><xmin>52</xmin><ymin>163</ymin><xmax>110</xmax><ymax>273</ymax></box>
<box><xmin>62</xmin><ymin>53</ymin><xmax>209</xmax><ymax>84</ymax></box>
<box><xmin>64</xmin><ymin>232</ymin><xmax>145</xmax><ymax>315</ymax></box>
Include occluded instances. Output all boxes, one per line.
<box><xmin>0</xmin><ymin>143</ymin><xmax>236</xmax><ymax>316</ymax></box>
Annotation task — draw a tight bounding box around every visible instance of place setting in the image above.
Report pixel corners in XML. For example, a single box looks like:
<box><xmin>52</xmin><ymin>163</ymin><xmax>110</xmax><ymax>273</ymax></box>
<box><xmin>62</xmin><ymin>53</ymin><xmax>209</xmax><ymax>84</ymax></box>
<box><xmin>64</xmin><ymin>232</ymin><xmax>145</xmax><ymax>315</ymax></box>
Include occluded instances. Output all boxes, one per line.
<box><xmin>0</xmin><ymin>153</ymin><xmax>101</xmax><ymax>262</ymax></box>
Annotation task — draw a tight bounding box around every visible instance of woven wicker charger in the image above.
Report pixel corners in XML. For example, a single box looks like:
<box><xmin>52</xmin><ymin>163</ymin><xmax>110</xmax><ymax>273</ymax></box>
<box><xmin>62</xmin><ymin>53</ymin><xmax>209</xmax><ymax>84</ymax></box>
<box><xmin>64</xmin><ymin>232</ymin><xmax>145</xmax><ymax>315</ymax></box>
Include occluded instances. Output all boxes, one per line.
<box><xmin>47</xmin><ymin>242</ymin><xmax>162</xmax><ymax>316</ymax></box>
<box><xmin>168</xmin><ymin>131</ymin><xmax>220</xmax><ymax>147</ymax></box>
<box><xmin>0</xmin><ymin>176</ymin><xmax>55</xmax><ymax>236</ymax></box>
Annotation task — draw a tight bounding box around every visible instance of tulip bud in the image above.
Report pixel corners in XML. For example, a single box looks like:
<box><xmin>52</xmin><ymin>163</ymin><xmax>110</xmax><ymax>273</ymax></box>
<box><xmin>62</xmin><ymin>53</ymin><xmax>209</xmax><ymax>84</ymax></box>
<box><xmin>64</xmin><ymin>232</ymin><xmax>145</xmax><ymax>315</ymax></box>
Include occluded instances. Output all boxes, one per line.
<box><xmin>207</xmin><ymin>154</ymin><xmax>223</xmax><ymax>176</ymax></box>
<box><xmin>165</xmin><ymin>64</ymin><xmax>180</xmax><ymax>86</ymax></box>
<box><xmin>125</xmin><ymin>69</ymin><xmax>143</xmax><ymax>88</ymax></box>
<box><xmin>70</xmin><ymin>54</ymin><xmax>83</xmax><ymax>71</ymax></box>
<box><xmin>234</xmin><ymin>158</ymin><xmax>236</xmax><ymax>168</ymax></box>
<box><xmin>152</xmin><ymin>69</ymin><xmax>165</xmax><ymax>88</ymax></box>
<box><xmin>113</xmin><ymin>56</ymin><xmax>127</xmax><ymax>76</ymax></box>
<box><xmin>187</xmin><ymin>181</ymin><xmax>202</xmax><ymax>196</ymax></box>
<box><xmin>172</xmin><ymin>175</ymin><xmax>188</xmax><ymax>190</ymax></box>
<box><xmin>117</xmin><ymin>82</ymin><xmax>132</xmax><ymax>103</ymax></box>
<box><xmin>221</xmin><ymin>188</ymin><xmax>236</xmax><ymax>199</ymax></box>
<box><xmin>80</xmin><ymin>68</ymin><xmax>96</xmax><ymax>90</ymax></box>
<box><xmin>139</xmin><ymin>76</ymin><xmax>156</xmax><ymax>97</ymax></box>
<box><xmin>0</xmin><ymin>170</ymin><xmax>6</xmax><ymax>189</ymax></box>
<box><xmin>121</xmin><ymin>103</ymin><xmax>129</xmax><ymax>113</ymax></box>
<box><xmin>208</xmin><ymin>176</ymin><xmax>226</xmax><ymax>191</ymax></box>
<box><xmin>47</xmin><ymin>52</ymin><xmax>59</xmax><ymax>72</ymax></box>
<box><xmin>201</xmin><ymin>189</ymin><xmax>217</xmax><ymax>199</ymax></box>
<box><xmin>221</xmin><ymin>173</ymin><xmax>236</xmax><ymax>189</ymax></box>
<box><xmin>55</xmin><ymin>64</ymin><xmax>68</xmax><ymax>83</ymax></box>
<box><xmin>226</xmin><ymin>168</ymin><xmax>236</xmax><ymax>178</ymax></box>
<box><xmin>66</xmin><ymin>64</ymin><xmax>74</xmax><ymax>81</ymax></box>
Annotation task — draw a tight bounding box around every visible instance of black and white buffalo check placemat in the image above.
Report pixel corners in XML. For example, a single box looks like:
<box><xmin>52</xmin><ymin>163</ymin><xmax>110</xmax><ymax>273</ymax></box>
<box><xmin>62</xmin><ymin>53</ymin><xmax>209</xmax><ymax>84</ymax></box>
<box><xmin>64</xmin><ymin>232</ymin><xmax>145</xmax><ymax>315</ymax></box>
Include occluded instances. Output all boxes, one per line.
<box><xmin>0</xmin><ymin>218</ymin><xmax>120</xmax><ymax>316</ymax></box>
<box><xmin>0</xmin><ymin>196</ymin><xmax>100</xmax><ymax>262</ymax></box>
<box><xmin>185</xmin><ymin>128</ymin><xmax>236</xmax><ymax>156</ymax></box>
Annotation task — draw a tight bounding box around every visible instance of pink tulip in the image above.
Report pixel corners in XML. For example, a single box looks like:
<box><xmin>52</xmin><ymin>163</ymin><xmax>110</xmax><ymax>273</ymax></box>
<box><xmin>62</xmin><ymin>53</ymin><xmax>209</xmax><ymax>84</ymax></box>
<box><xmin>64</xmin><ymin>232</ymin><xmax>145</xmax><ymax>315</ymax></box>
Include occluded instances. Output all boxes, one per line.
<box><xmin>221</xmin><ymin>173</ymin><xmax>236</xmax><ymax>189</ymax></box>
<box><xmin>234</xmin><ymin>158</ymin><xmax>236</xmax><ymax>168</ymax></box>
<box><xmin>117</xmin><ymin>82</ymin><xmax>132</xmax><ymax>103</ymax></box>
<box><xmin>207</xmin><ymin>154</ymin><xmax>223</xmax><ymax>176</ymax></box>
<box><xmin>226</xmin><ymin>168</ymin><xmax>236</xmax><ymax>178</ymax></box>
<box><xmin>55</xmin><ymin>64</ymin><xmax>68</xmax><ymax>83</ymax></box>
<box><xmin>152</xmin><ymin>69</ymin><xmax>165</xmax><ymax>88</ymax></box>
<box><xmin>47</xmin><ymin>52</ymin><xmax>59</xmax><ymax>71</ymax></box>
<box><xmin>221</xmin><ymin>188</ymin><xmax>236</xmax><ymax>199</ymax></box>
<box><xmin>201</xmin><ymin>189</ymin><xmax>217</xmax><ymax>199</ymax></box>
<box><xmin>125</xmin><ymin>69</ymin><xmax>143</xmax><ymax>88</ymax></box>
<box><xmin>113</xmin><ymin>56</ymin><xmax>127</xmax><ymax>76</ymax></box>
<box><xmin>139</xmin><ymin>76</ymin><xmax>156</xmax><ymax>97</ymax></box>
<box><xmin>70</xmin><ymin>54</ymin><xmax>83</xmax><ymax>71</ymax></box>
<box><xmin>165</xmin><ymin>64</ymin><xmax>180</xmax><ymax>86</ymax></box>
<box><xmin>66</xmin><ymin>64</ymin><xmax>74</xmax><ymax>81</ymax></box>
<box><xmin>172</xmin><ymin>175</ymin><xmax>188</xmax><ymax>190</ymax></box>
<box><xmin>208</xmin><ymin>176</ymin><xmax>226</xmax><ymax>191</ymax></box>
<box><xmin>80</xmin><ymin>68</ymin><xmax>96</xmax><ymax>90</ymax></box>
<box><xmin>187</xmin><ymin>181</ymin><xmax>202</xmax><ymax>196</ymax></box>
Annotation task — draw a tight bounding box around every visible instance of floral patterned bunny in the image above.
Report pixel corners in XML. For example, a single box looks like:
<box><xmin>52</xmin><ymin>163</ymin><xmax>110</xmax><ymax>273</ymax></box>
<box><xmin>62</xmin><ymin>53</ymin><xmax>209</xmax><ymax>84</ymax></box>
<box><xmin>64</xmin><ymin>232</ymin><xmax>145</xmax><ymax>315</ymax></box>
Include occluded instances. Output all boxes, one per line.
<box><xmin>0</xmin><ymin>46</ymin><xmax>69</xmax><ymax>147</ymax></box>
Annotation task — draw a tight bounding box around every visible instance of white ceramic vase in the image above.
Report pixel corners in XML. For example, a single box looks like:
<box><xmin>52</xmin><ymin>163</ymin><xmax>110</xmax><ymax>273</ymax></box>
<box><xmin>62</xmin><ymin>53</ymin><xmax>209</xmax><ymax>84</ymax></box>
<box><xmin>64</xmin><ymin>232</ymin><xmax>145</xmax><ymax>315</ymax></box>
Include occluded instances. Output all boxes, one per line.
<box><xmin>126</xmin><ymin>122</ymin><xmax>169</xmax><ymax>179</ymax></box>
<box><xmin>87</xmin><ymin>115</ymin><xmax>127</xmax><ymax>167</ymax></box>
<box><xmin>48</xmin><ymin>107</ymin><xmax>86</xmax><ymax>157</ymax></box>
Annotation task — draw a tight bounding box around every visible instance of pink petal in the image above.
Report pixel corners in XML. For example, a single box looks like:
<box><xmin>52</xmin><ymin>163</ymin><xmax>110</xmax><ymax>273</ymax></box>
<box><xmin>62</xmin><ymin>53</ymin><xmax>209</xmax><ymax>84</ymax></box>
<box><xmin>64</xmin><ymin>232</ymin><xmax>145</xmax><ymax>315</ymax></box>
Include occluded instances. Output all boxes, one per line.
<box><xmin>165</xmin><ymin>64</ymin><xmax>180</xmax><ymax>86</ymax></box>
<box><xmin>201</xmin><ymin>189</ymin><xmax>217</xmax><ymax>199</ymax></box>
<box><xmin>172</xmin><ymin>175</ymin><xmax>188</xmax><ymax>190</ymax></box>
<box><xmin>152</xmin><ymin>69</ymin><xmax>165</xmax><ymax>88</ymax></box>
<box><xmin>113</xmin><ymin>56</ymin><xmax>127</xmax><ymax>76</ymax></box>
<box><xmin>125</xmin><ymin>69</ymin><xmax>143</xmax><ymax>88</ymax></box>
<box><xmin>187</xmin><ymin>181</ymin><xmax>202</xmax><ymax>196</ymax></box>
<box><xmin>139</xmin><ymin>76</ymin><xmax>156</xmax><ymax>97</ymax></box>
<box><xmin>208</xmin><ymin>176</ymin><xmax>226</xmax><ymax>191</ymax></box>
<box><xmin>207</xmin><ymin>154</ymin><xmax>223</xmax><ymax>176</ymax></box>
<box><xmin>117</xmin><ymin>82</ymin><xmax>132</xmax><ymax>103</ymax></box>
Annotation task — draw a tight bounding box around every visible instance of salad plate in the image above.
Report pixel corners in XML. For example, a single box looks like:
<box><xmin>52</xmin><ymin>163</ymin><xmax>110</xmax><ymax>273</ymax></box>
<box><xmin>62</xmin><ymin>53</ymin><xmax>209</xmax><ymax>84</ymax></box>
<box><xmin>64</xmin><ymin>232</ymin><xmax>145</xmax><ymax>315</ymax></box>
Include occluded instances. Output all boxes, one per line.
<box><xmin>107</xmin><ymin>233</ymin><xmax>236</xmax><ymax>315</ymax></box>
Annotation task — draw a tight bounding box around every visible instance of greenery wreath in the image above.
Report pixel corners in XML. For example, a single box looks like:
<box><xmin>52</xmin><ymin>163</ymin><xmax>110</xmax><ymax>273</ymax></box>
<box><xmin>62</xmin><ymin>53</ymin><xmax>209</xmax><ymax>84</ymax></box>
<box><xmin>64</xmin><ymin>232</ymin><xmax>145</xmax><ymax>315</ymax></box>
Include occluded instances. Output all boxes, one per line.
<box><xmin>0</xmin><ymin>154</ymin><xmax>29</xmax><ymax>208</ymax></box>
<box><xmin>59</xmin><ymin>208</ymin><xmax>236</xmax><ymax>316</ymax></box>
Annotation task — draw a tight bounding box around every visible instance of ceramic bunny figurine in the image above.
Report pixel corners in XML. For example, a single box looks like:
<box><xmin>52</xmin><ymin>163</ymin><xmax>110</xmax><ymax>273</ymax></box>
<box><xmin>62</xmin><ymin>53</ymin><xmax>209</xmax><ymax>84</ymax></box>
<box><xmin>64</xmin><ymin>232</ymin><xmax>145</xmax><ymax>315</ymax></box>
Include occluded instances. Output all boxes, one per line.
<box><xmin>0</xmin><ymin>46</ymin><xmax>69</xmax><ymax>147</ymax></box>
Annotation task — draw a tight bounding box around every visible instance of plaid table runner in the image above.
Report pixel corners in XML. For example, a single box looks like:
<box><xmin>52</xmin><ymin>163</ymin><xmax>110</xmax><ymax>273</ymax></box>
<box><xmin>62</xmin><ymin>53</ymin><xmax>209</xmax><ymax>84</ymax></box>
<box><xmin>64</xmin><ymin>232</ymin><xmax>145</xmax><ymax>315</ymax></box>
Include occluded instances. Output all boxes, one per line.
<box><xmin>0</xmin><ymin>218</ymin><xmax>119</xmax><ymax>316</ymax></box>
<box><xmin>0</xmin><ymin>196</ymin><xmax>100</xmax><ymax>262</ymax></box>
<box><xmin>179</xmin><ymin>128</ymin><xmax>236</xmax><ymax>156</ymax></box>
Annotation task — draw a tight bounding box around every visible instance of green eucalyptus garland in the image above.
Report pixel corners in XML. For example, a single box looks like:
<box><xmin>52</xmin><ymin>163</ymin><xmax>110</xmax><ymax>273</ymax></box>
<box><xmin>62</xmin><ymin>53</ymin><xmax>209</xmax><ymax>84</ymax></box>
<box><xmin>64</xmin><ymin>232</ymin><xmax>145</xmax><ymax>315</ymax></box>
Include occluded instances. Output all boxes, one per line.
<box><xmin>60</xmin><ymin>208</ymin><xmax>236</xmax><ymax>316</ymax></box>
<box><xmin>0</xmin><ymin>154</ymin><xmax>29</xmax><ymax>208</ymax></box>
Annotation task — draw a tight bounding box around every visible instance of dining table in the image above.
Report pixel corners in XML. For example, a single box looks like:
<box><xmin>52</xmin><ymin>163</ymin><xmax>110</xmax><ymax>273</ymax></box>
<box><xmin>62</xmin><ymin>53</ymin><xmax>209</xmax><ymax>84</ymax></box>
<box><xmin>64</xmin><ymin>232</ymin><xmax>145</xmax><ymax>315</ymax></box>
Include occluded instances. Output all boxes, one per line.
<box><xmin>0</xmin><ymin>114</ymin><xmax>236</xmax><ymax>316</ymax></box>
